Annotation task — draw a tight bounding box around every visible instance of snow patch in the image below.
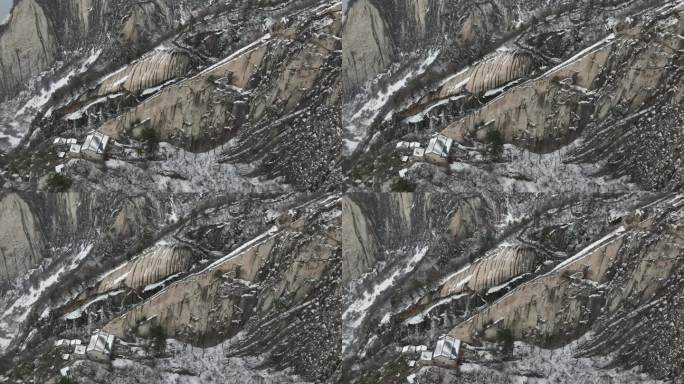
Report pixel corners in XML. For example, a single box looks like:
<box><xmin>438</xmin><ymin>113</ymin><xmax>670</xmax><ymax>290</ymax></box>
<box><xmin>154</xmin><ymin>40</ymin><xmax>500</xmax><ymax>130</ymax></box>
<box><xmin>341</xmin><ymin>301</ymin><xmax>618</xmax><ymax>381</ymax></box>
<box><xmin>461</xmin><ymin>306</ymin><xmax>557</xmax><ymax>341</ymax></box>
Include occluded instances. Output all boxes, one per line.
<box><xmin>343</xmin><ymin>246</ymin><xmax>429</xmax><ymax>352</ymax></box>
<box><xmin>345</xmin><ymin>50</ymin><xmax>440</xmax><ymax>155</ymax></box>
<box><xmin>142</xmin><ymin>272</ymin><xmax>182</xmax><ymax>292</ymax></box>
<box><xmin>0</xmin><ymin>243</ymin><xmax>94</xmax><ymax>354</ymax></box>
<box><xmin>16</xmin><ymin>49</ymin><xmax>101</xmax><ymax>117</ymax></box>
<box><xmin>404</xmin><ymin>293</ymin><xmax>467</xmax><ymax>325</ymax></box>
<box><xmin>551</xmin><ymin>226</ymin><xmax>626</xmax><ymax>273</ymax></box>
<box><xmin>63</xmin><ymin>290</ymin><xmax>125</xmax><ymax>320</ymax></box>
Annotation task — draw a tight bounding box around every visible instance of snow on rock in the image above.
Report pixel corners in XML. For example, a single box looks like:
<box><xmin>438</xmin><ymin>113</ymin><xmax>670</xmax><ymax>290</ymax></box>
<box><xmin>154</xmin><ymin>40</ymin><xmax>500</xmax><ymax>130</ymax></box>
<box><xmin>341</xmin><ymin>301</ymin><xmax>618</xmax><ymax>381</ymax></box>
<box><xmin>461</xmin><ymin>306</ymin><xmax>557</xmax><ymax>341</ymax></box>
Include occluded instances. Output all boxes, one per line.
<box><xmin>97</xmin><ymin>242</ymin><xmax>195</xmax><ymax>293</ymax></box>
<box><xmin>0</xmin><ymin>243</ymin><xmax>93</xmax><ymax>354</ymax></box>
<box><xmin>404</xmin><ymin>293</ymin><xmax>467</xmax><ymax>325</ymax></box>
<box><xmin>16</xmin><ymin>49</ymin><xmax>101</xmax><ymax>117</ymax></box>
<box><xmin>99</xmin><ymin>142</ymin><xmax>291</xmax><ymax>194</ymax></box>
<box><xmin>63</xmin><ymin>290</ymin><xmax>125</xmax><ymax>320</ymax></box>
<box><xmin>64</xmin><ymin>93</ymin><xmax>124</xmax><ymax>120</ymax></box>
<box><xmin>97</xmin><ymin>50</ymin><xmax>189</xmax><ymax>96</ymax></box>
<box><xmin>343</xmin><ymin>245</ymin><xmax>429</xmax><ymax>352</ymax></box>
<box><xmin>445</xmin><ymin>141</ymin><xmax>637</xmax><ymax>194</ymax></box>
<box><xmin>455</xmin><ymin>338</ymin><xmax>667</xmax><ymax>384</ymax></box>
<box><xmin>550</xmin><ymin>226</ymin><xmax>626</xmax><ymax>273</ymax></box>
<box><xmin>344</xmin><ymin>50</ymin><xmax>440</xmax><ymax>155</ymax></box>
<box><xmin>74</xmin><ymin>338</ymin><xmax>311</xmax><ymax>383</ymax></box>
<box><xmin>440</xmin><ymin>245</ymin><xmax>537</xmax><ymax>297</ymax></box>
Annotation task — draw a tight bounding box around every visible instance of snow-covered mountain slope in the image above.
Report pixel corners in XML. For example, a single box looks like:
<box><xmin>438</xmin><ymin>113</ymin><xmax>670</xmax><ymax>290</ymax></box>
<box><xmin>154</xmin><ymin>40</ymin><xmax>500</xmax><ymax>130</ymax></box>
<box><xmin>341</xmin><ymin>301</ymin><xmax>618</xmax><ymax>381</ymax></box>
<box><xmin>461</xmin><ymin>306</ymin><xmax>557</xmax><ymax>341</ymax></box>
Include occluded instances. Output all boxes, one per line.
<box><xmin>0</xmin><ymin>192</ymin><xmax>341</xmax><ymax>383</ymax></box>
<box><xmin>1</xmin><ymin>0</ymin><xmax>683</xmax><ymax>383</ymax></box>
<box><xmin>343</xmin><ymin>0</ymin><xmax>683</xmax><ymax>194</ymax></box>
<box><xmin>0</xmin><ymin>0</ymin><xmax>207</xmax><ymax>151</ymax></box>
<box><xmin>340</xmin><ymin>192</ymin><xmax>683</xmax><ymax>383</ymax></box>
<box><xmin>1</xmin><ymin>0</ymin><xmax>341</xmax><ymax>193</ymax></box>
<box><xmin>0</xmin><ymin>1</ymin><xmax>344</xmax><ymax>382</ymax></box>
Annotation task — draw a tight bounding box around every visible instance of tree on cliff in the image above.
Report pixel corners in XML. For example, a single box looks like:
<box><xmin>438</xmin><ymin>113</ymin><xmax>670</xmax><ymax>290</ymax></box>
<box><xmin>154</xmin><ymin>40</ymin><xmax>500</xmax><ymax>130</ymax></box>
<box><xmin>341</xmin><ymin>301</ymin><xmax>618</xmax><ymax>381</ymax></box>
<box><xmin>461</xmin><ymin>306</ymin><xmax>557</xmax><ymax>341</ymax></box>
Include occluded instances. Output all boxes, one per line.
<box><xmin>140</xmin><ymin>127</ymin><xmax>160</xmax><ymax>159</ymax></box>
<box><xmin>487</xmin><ymin>129</ymin><xmax>505</xmax><ymax>161</ymax></box>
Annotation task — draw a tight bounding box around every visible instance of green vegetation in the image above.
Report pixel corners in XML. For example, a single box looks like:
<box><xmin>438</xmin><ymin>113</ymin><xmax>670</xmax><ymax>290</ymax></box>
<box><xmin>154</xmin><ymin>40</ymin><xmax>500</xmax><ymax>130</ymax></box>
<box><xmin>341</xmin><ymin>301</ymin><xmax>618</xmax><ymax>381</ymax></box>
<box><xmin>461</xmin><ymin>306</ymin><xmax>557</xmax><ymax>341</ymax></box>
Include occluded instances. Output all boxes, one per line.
<box><xmin>1</xmin><ymin>144</ymin><xmax>55</xmax><ymax>182</ymax></box>
<box><xmin>486</xmin><ymin>129</ymin><xmax>505</xmax><ymax>161</ymax></box>
<box><xmin>140</xmin><ymin>127</ymin><xmax>159</xmax><ymax>158</ymax></box>
<box><xmin>350</xmin><ymin>150</ymin><xmax>403</xmax><ymax>182</ymax></box>
<box><xmin>58</xmin><ymin>377</ymin><xmax>77</xmax><ymax>384</ymax></box>
<box><xmin>390</xmin><ymin>177</ymin><xmax>416</xmax><ymax>192</ymax></box>
<box><xmin>496</xmin><ymin>328</ymin><xmax>514</xmax><ymax>355</ymax></box>
<box><xmin>149</xmin><ymin>324</ymin><xmax>167</xmax><ymax>356</ymax></box>
<box><xmin>45</xmin><ymin>172</ymin><xmax>72</xmax><ymax>192</ymax></box>
<box><xmin>355</xmin><ymin>357</ymin><xmax>409</xmax><ymax>384</ymax></box>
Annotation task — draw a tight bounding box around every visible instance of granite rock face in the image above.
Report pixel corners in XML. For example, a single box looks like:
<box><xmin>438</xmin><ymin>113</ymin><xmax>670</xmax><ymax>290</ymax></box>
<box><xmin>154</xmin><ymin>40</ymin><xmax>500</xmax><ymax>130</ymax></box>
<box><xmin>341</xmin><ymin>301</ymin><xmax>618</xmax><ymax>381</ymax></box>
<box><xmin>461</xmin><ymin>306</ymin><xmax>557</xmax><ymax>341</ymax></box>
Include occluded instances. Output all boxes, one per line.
<box><xmin>0</xmin><ymin>191</ymin><xmax>342</xmax><ymax>383</ymax></box>
<box><xmin>0</xmin><ymin>193</ymin><xmax>47</xmax><ymax>282</ymax></box>
<box><xmin>337</xmin><ymin>1</ymin><xmax>683</xmax><ymax>382</ymax></box>
<box><xmin>0</xmin><ymin>0</ymin><xmax>342</xmax><ymax>192</ymax></box>
<box><xmin>0</xmin><ymin>0</ymin><xmax>195</xmax><ymax>100</ymax></box>
<box><xmin>102</xmin><ymin>195</ymin><xmax>341</xmax><ymax>382</ymax></box>
<box><xmin>340</xmin><ymin>192</ymin><xmax>684</xmax><ymax>383</ymax></box>
<box><xmin>1</xmin><ymin>0</ymin><xmax>683</xmax><ymax>383</ymax></box>
<box><xmin>344</xmin><ymin>0</ymin><xmax>683</xmax><ymax>195</ymax></box>
<box><xmin>97</xmin><ymin>243</ymin><xmax>196</xmax><ymax>293</ymax></box>
<box><xmin>341</xmin><ymin>0</ymin><xmax>393</xmax><ymax>95</ymax></box>
<box><xmin>0</xmin><ymin>4</ymin><xmax>343</xmax><ymax>381</ymax></box>
<box><xmin>0</xmin><ymin>0</ymin><xmax>57</xmax><ymax>97</ymax></box>
<box><xmin>96</xmin><ymin>49</ymin><xmax>191</xmax><ymax>97</ymax></box>
<box><xmin>440</xmin><ymin>245</ymin><xmax>538</xmax><ymax>297</ymax></box>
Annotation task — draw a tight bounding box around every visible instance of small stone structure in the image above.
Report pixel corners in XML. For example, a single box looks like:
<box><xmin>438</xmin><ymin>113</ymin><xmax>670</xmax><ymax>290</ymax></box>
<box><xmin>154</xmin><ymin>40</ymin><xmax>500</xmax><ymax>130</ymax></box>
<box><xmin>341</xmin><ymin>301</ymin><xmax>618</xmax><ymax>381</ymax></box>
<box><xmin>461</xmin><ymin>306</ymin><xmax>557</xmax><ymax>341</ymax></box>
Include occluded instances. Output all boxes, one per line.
<box><xmin>432</xmin><ymin>334</ymin><xmax>462</xmax><ymax>368</ymax></box>
<box><xmin>424</xmin><ymin>134</ymin><xmax>453</xmax><ymax>165</ymax></box>
<box><xmin>86</xmin><ymin>330</ymin><xmax>115</xmax><ymax>362</ymax></box>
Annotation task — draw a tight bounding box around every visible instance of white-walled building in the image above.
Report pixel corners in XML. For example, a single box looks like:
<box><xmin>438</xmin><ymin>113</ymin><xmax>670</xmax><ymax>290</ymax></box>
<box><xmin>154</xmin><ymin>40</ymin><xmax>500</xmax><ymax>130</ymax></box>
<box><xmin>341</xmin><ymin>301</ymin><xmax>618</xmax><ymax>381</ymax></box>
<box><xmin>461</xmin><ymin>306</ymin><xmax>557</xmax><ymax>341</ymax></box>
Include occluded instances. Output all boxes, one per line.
<box><xmin>432</xmin><ymin>334</ymin><xmax>462</xmax><ymax>367</ymax></box>
<box><xmin>81</xmin><ymin>132</ymin><xmax>110</xmax><ymax>160</ymax></box>
<box><xmin>74</xmin><ymin>345</ymin><xmax>86</xmax><ymax>356</ymax></box>
<box><xmin>425</xmin><ymin>134</ymin><xmax>453</xmax><ymax>164</ymax></box>
<box><xmin>86</xmin><ymin>331</ymin><xmax>115</xmax><ymax>362</ymax></box>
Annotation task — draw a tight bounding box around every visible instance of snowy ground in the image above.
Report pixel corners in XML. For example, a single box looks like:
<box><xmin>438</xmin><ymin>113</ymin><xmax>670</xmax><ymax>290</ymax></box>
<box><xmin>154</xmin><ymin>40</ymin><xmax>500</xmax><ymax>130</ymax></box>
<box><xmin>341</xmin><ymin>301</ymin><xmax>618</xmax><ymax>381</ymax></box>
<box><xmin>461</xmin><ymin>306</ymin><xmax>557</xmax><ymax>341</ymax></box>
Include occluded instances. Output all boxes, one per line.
<box><xmin>457</xmin><ymin>340</ymin><xmax>666</xmax><ymax>384</ymax></box>
<box><xmin>342</xmin><ymin>245</ymin><xmax>429</xmax><ymax>354</ymax></box>
<box><xmin>0</xmin><ymin>49</ymin><xmax>101</xmax><ymax>151</ymax></box>
<box><xmin>88</xmin><ymin>142</ymin><xmax>291</xmax><ymax>193</ymax></box>
<box><xmin>432</xmin><ymin>141</ymin><xmax>636</xmax><ymax>194</ymax></box>
<box><xmin>69</xmin><ymin>339</ymin><xmax>310</xmax><ymax>384</ymax></box>
<box><xmin>407</xmin><ymin>337</ymin><xmax>666</xmax><ymax>383</ymax></box>
<box><xmin>0</xmin><ymin>243</ymin><xmax>93</xmax><ymax>354</ymax></box>
<box><xmin>344</xmin><ymin>50</ymin><xmax>440</xmax><ymax>155</ymax></box>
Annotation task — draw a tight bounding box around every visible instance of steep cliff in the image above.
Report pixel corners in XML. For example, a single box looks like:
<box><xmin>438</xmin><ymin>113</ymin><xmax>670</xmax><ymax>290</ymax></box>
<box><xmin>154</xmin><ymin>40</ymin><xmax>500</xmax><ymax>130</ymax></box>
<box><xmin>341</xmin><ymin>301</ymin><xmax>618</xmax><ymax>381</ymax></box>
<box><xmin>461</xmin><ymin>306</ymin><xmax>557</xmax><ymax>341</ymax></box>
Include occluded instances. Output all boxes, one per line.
<box><xmin>98</xmin><ymin>195</ymin><xmax>340</xmax><ymax>382</ymax></box>
<box><xmin>0</xmin><ymin>191</ymin><xmax>183</xmax><ymax>358</ymax></box>
<box><xmin>448</xmin><ymin>195</ymin><xmax>684</xmax><ymax>380</ymax></box>
<box><xmin>440</xmin><ymin>245</ymin><xmax>538</xmax><ymax>297</ymax></box>
<box><xmin>0</xmin><ymin>0</ymin><xmax>57</xmax><ymax>97</ymax></box>
<box><xmin>0</xmin><ymin>0</ymin><xmax>193</xmax><ymax>100</ymax></box>
<box><xmin>338</xmin><ymin>192</ymin><xmax>669</xmax><ymax>383</ymax></box>
<box><xmin>96</xmin><ymin>49</ymin><xmax>191</xmax><ymax>97</ymax></box>
<box><xmin>345</xmin><ymin>0</ymin><xmax>683</xmax><ymax>195</ymax></box>
<box><xmin>1</xmin><ymin>0</ymin><xmax>341</xmax><ymax>194</ymax></box>
<box><xmin>0</xmin><ymin>0</ymin><xmax>207</xmax><ymax>152</ymax></box>
<box><xmin>341</xmin><ymin>0</ymin><xmax>393</xmax><ymax>94</ymax></box>
<box><xmin>0</xmin><ymin>193</ymin><xmax>341</xmax><ymax>383</ymax></box>
<box><xmin>97</xmin><ymin>243</ymin><xmax>196</xmax><ymax>293</ymax></box>
<box><xmin>0</xmin><ymin>193</ymin><xmax>47</xmax><ymax>282</ymax></box>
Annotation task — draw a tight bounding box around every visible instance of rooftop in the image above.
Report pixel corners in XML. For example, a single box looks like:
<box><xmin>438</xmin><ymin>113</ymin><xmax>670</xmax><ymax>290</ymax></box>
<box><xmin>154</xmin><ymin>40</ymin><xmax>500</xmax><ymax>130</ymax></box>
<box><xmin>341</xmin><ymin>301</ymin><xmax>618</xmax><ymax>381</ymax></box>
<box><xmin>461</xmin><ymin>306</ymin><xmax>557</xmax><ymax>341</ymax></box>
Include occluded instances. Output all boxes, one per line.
<box><xmin>420</xmin><ymin>351</ymin><xmax>433</xmax><ymax>361</ymax></box>
<box><xmin>433</xmin><ymin>334</ymin><xmax>460</xmax><ymax>360</ymax></box>
<box><xmin>425</xmin><ymin>134</ymin><xmax>453</xmax><ymax>158</ymax></box>
<box><xmin>86</xmin><ymin>331</ymin><xmax>114</xmax><ymax>355</ymax></box>
<box><xmin>82</xmin><ymin>132</ymin><xmax>110</xmax><ymax>154</ymax></box>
